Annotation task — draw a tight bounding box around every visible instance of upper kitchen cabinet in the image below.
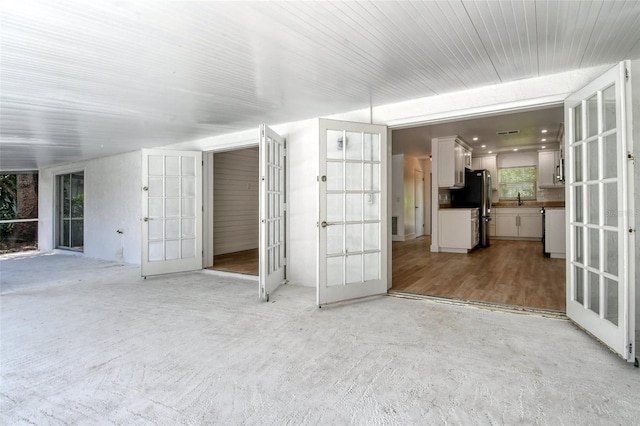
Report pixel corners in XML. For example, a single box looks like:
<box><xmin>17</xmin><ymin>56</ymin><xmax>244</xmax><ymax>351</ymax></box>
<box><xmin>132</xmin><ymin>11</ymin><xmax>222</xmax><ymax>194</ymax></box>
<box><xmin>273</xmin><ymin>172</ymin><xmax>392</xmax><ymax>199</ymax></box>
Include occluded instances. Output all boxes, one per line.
<box><xmin>471</xmin><ymin>155</ymin><xmax>498</xmax><ymax>190</ymax></box>
<box><xmin>438</xmin><ymin>136</ymin><xmax>472</xmax><ymax>189</ymax></box>
<box><xmin>538</xmin><ymin>150</ymin><xmax>564</xmax><ymax>188</ymax></box>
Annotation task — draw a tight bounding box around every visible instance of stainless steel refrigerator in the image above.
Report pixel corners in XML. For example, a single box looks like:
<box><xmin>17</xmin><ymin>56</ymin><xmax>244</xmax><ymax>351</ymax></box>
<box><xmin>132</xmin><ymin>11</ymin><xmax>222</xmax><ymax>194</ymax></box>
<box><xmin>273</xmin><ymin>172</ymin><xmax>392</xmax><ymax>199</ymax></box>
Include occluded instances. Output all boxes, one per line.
<box><xmin>450</xmin><ymin>169</ymin><xmax>492</xmax><ymax>247</ymax></box>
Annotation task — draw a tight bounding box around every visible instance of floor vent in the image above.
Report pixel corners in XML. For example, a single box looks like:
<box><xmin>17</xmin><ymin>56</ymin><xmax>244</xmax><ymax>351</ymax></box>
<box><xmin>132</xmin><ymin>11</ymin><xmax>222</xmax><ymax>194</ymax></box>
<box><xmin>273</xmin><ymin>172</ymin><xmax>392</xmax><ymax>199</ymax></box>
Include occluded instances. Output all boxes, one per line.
<box><xmin>392</xmin><ymin>216</ymin><xmax>398</xmax><ymax>235</ymax></box>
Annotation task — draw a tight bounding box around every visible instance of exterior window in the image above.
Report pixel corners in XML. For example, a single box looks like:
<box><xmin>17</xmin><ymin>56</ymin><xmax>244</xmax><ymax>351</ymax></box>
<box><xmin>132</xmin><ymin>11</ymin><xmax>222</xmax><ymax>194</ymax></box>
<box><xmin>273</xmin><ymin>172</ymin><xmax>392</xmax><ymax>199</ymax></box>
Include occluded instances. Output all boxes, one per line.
<box><xmin>498</xmin><ymin>167</ymin><xmax>536</xmax><ymax>200</ymax></box>
<box><xmin>0</xmin><ymin>173</ymin><xmax>38</xmax><ymax>253</ymax></box>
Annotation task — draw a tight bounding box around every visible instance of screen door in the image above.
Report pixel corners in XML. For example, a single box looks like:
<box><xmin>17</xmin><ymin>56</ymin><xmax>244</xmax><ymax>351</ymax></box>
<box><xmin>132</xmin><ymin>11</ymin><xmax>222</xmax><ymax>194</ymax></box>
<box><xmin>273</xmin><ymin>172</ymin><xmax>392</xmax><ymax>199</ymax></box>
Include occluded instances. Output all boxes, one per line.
<box><xmin>318</xmin><ymin>119</ymin><xmax>388</xmax><ymax>306</ymax></box>
<box><xmin>141</xmin><ymin>149</ymin><xmax>202</xmax><ymax>277</ymax></box>
<box><xmin>259</xmin><ymin>125</ymin><xmax>286</xmax><ymax>301</ymax></box>
<box><xmin>565</xmin><ymin>61</ymin><xmax>635</xmax><ymax>362</ymax></box>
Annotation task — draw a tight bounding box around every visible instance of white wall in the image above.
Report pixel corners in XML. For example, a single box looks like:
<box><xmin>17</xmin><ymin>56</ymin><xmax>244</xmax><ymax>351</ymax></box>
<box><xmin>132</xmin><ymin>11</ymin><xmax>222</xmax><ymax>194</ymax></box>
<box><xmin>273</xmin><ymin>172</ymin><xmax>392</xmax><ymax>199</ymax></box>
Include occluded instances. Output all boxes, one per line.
<box><xmin>39</xmin><ymin>151</ymin><xmax>141</xmax><ymax>264</ymax></box>
<box><xmin>283</xmin><ymin>120</ymin><xmax>319</xmax><ymax>288</ymax></box>
<box><xmin>213</xmin><ymin>148</ymin><xmax>259</xmax><ymax>255</ymax></box>
<box><xmin>420</xmin><ymin>158</ymin><xmax>433</xmax><ymax>235</ymax></box>
<box><xmin>391</xmin><ymin>154</ymin><xmax>427</xmax><ymax>240</ymax></box>
<box><xmin>403</xmin><ymin>155</ymin><xmax>423</xmax><ymax>239</ymax></box>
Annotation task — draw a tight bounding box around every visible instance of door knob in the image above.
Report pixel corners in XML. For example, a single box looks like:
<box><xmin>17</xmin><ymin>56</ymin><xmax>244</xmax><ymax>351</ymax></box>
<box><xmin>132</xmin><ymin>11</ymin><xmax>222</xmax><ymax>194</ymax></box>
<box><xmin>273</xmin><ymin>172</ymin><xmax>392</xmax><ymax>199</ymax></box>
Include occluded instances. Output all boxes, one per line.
<box><xmin>321</xmin><ymin>221</ymin><xmax>333</xmax><ymax>228</ymax></box>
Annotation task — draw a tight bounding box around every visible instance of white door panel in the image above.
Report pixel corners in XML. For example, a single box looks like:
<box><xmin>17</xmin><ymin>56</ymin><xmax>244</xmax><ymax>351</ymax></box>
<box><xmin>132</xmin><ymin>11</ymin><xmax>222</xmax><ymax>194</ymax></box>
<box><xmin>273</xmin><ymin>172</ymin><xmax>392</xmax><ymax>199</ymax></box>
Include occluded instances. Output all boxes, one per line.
<box><xmin>565</xmin><ymin>61</ymin><xmax>635</xmax><ymax>362</ymax></box>
<box><xmin>141</xmin><ymin>149</ymin><xmax>202</xmax><ymax>277</ymax></box>
<box><xmin>259</xmin><ymin>125</ymin><xmax>286</xmax><ymax>301</ymax></box>
<box><xmin>318</xmin><ymin>119</ymin><xmax>388</xmax><ymax>306</ymax></box>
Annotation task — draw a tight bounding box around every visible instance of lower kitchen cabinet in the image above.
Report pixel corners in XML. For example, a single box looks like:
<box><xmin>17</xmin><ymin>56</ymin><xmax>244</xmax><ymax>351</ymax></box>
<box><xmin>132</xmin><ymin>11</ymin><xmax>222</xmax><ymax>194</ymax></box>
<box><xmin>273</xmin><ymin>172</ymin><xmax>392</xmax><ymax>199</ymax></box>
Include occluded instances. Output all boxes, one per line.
<box><xmin>494</xmin><ymin>208</ymin><xmax>542</xmax><ymax>239</ymax></box>
<box><xmin>438</xmin><ymin>208</ymin><xmax>479</xmax><ymax>253</ymax></box>
<box><xmin>545</xmin><ymin>208</ymin><xmax>566</xmax><ymax>258</ymax></box>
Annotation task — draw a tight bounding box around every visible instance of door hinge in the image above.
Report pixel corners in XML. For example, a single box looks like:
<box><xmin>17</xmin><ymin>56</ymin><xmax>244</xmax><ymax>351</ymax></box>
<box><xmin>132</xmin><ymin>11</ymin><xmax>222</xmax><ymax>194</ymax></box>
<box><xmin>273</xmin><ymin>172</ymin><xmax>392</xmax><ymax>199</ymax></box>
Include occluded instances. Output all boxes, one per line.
<box><xmin>283</xmin><ymin>148</ymin><xmax>287</xmax><ymax>157</ymax></box>
<box><xmin>283</xmin><ymin>203</ymin><xmax>287</xmax><ymax>212</ymax></box>
<box><xmin>283</xmin><ymin>258</ymin><xmax>287</xmax><ymax>266</ymax></box>
<box><xmin>261</xmin><ymin>128</ymin><xmax>265</xmax><ymax>137</ymax></box>
<box><xmin>625</xmin><ymin>68</ymin><xmax>629</xmax><ymax>81</ymax></box>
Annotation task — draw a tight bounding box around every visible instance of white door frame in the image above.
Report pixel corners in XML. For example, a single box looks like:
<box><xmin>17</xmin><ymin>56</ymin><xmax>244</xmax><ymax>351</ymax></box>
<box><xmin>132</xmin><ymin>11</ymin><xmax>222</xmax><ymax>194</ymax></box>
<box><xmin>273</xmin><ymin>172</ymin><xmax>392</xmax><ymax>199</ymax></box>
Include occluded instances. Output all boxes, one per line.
<box><xmin>202</xmin><ymin>142</ymin><xmax>259</xmax><ymax>271</ymax></box>
<box><xmin>415</xmin><ymin>169</ymin><xmax>424</xmax><ymax>238</ymax></box>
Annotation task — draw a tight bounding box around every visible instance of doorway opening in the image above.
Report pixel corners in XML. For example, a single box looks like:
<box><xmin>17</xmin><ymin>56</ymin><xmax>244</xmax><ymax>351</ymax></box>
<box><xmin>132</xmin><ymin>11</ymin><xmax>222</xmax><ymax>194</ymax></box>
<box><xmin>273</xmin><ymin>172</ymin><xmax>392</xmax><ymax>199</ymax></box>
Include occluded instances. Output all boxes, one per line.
<box><xmin>56</xmin><ymin>171</ymin><xmax>84</xmax><ymax>251</ymax></box>
<box><xmin>390</xmin><ymin>106</ymin><xmax>567</xmax><ymax>312</ymax></box>
<box><xmin>208</xmin><ymin>147</ymin><xmax>259</xmax><ymax>276</ymax></box>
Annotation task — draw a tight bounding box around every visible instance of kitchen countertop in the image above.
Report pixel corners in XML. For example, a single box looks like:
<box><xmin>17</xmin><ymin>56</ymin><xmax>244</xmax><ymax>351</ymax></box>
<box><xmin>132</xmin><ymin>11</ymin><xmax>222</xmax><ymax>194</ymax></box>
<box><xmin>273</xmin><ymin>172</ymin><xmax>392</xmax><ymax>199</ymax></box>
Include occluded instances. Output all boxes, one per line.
<box><xmin>493</xmin><ymin>201</ymin><xmax>565</xmax><ymax>208</ymax></box>
<box><xmin>439</xmin><ymin>201</ymin><xmax>565</xmax><ymax>209</ymax></box>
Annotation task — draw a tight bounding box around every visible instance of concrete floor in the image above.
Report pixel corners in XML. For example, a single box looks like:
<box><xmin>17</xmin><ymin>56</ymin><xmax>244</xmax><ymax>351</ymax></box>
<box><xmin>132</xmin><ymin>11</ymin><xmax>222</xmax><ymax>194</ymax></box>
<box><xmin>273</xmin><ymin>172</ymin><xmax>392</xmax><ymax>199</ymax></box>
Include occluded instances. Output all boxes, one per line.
<box><xmin>1</xmin><ymin>253</ymin><xmax>638</xmax><ymax>425</ymax></box>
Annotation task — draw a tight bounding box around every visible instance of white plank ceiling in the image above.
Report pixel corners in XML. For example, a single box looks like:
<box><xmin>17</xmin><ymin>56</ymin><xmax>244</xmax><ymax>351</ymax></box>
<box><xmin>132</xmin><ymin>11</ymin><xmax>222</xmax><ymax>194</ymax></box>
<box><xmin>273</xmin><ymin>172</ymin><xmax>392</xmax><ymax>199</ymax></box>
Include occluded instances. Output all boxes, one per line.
<box><xmin>1</xmin><ymin>0</ymin><xmax>639</xmax><ymax>171</ymax></box>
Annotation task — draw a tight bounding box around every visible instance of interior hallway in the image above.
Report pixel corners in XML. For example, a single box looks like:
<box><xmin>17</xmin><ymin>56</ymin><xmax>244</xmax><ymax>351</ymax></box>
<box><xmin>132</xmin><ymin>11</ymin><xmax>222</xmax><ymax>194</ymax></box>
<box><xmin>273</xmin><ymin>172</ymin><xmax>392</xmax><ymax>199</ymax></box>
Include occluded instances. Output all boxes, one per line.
<box><xmin>210</xmin><ymin>248</ymin><xmax>258</xmax><ymax>275</ymax></box>
<box><xmin>2</xmin><ymin>252</ymin><xmax>638</xmax><ymax>424</ymax></box>
<box><xmin>392</xmin><ymin>236</ymin><xmax>566</xmax><ymax>311</ymax></box>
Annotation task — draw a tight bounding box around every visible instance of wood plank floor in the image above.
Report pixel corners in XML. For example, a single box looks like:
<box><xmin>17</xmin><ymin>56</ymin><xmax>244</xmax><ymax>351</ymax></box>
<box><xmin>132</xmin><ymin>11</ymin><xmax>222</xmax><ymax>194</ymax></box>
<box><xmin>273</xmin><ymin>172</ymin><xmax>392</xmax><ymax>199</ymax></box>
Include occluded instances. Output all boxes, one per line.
<box><xmin>209</xmin><ymin>249</ymin><xmax>258</xmax><ymax>276</ymax></box>
<box><xmin>392</xmin><ymin>237</ymin><xmax>566</xmax><ymax>311</ymax></box>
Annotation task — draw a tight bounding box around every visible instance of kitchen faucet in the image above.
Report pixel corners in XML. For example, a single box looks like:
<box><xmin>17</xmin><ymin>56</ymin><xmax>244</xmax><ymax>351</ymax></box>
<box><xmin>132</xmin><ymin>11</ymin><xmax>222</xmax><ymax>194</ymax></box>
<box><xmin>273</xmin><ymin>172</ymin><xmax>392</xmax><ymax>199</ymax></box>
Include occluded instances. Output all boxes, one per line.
<box><xmin>517</xmin><ymin>192</ymin><xmax>522</xmax><ymax>206</ymax></box>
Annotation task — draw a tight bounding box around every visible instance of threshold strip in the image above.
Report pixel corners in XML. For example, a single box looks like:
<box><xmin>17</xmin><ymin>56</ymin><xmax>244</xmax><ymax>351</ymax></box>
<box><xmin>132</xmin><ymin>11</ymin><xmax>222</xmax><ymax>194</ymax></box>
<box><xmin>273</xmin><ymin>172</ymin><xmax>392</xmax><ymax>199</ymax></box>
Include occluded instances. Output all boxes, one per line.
<box><xmin>387</xmin><ymin>290</ymin><xmax>567</xmax><ymax>319</ymax></box>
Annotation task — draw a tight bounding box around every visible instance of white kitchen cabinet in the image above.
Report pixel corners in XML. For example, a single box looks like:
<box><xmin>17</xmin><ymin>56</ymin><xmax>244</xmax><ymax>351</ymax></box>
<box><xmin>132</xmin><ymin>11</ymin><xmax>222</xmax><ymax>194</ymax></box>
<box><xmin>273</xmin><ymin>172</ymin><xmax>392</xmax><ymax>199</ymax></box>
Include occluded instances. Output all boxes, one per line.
<box><xmin>438</xmin><ymin>136</ymin><xmax>472</xmax><ymax>189</ymax></box>
<box><xmin>438</xmin><ymin>208</ymin><xmax>479</xmax><ymax>253</ymax></box>
<box><xmin>545</xmin><ymin>208</ymin><xmax>566</xmax><ymax>258</ymax></box>
<box><xmin>494</xmin><ymin>208</ymin><xmax>542</xmax><ymax>239</ymax></box>
<box><xmin>471</xmin><ymin>155</ymin><xmax>498</xmax><ymax>190</ymax></box>
<box><xmin>538</xmin><ymin>150</ymin><xmax>563</xmax><ymax>188</ymax></box>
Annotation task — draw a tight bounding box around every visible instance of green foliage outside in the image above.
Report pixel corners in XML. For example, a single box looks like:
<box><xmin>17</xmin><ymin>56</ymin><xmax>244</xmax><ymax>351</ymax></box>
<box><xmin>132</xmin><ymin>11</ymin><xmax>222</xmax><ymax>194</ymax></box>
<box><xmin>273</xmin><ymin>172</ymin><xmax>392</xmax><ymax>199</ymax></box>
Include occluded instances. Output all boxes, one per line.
<box><xmin>498</xmin><ymin>167</ymin><xmax>537</xmax><ymax>200</ymax></box>
<box><xmin>0</xmin><ymin>174</ymin><xmax>38</xmax><ymax>251</ymax></box>
<box><xmin>0</xmin><ymin>175</ymin><xmax>18</xmax><ymax>240</ymax></box>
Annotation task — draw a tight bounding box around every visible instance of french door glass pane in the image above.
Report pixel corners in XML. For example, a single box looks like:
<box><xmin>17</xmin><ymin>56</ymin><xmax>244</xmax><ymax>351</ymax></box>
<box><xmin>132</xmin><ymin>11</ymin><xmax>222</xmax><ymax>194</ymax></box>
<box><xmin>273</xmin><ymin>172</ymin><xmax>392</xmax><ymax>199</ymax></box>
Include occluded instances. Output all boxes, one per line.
<box><xmin>346</xmin><ymin>255</ymin><xmax>362</xmax><ymax>284</ymax></box>
<box><xmin>573</xmin><ymin>144</ymin><xmax>583</xmax><ymax>182</ymax></box>
<box><xmin>587</xmin><ymin>95</ymin><xmax>598</xmax><ymax>137</ymax></box>
<box><xmin>573</xmin><ymin>103</ymin><xmax>582</xmax><ymax>141</ymax></box>
<box><xmin>602</xmin><ymin>84</ymin><xmax>616</xmax><ymax>132</ymax></box>
<box><xmin>575</xmin><ymin>265</ymin><xmax>584</xmax><ymax>304</ymax></box>
<box><xmin>588</xmin><ymin>272</ymin><xmax>600</xmax><ymax>314</ymax></box>
<box><xmin>575</xmin><ymin>226</ymin><xmax>584</xmax><ymax>264</ymax></box>
<box><xmin>604</xmin><ymin>278</ymin><xmax>618</xmax><ymax>325</ymax></box>
<box><xmin>604</xmin><ymin>182</ymin><xmax>618</xmax><ymax>227</ymax></box>
<box><xmin>346</xmin><ymin>194</ymin><xmax>362</xmax><ymax>221</ymax></box>
<box><xmin>364</xmin><ymin>253</ymin><xmax>380</xmax><ymax>280</ymax></box>
<box><xmin>327</xmin><ymin>162</ymin><xmax>343</xmax><ymax>191</ymax></box>
<box><xmin>588</xmin><ymin>228</ymin><xmax>599</xmax><ymax>269</ymax></box>
<box><xmin>587</xmin><ymin>184</ymin><xmax>599</xmax><ymax>225</ymax></box>
<box><xmin>327</xmin><ymin>257</ymin><xmax>343</xmax><ymax>287</ymax></box>
<box><xmin>327</xmin><ymin>194</ymin><xmax>343</xmax><ymax>222</ymax></box>
<box><xmin>603</xmin><ymin>134</ymin><xmax>617</xmax><ymax>179</ymax></box>
<box><xmin>326</xmin><ymin>130</ymin><xmax>344</xmax><ymax>160</ymax></box>
<box><xmin>574</xmin><ymin>186</ymin><xmax>583</xmax><ymax>222</ymax></box>
<box><xmin>603</xmin><ymin>230</ymin><xmax>618</xmax><ymax>276</ymax></box>
<box><xmin>587</xmin><ymin>140</ymin><xmax>599</xmax><ymax>181</ymax></box>
<box><xmin>345</xmin><ymin>131</ymin><xmax>362</xmax><ymax>160</ymax></box>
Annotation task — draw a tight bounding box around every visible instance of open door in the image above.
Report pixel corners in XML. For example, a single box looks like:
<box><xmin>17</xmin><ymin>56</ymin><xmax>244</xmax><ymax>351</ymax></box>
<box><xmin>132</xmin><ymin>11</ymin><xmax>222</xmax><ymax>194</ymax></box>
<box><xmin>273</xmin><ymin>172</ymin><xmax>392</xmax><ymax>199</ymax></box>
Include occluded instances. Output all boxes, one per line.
<box><xmin>318</xmin><ymin>119</ymin><xmax>388</xmax><ymax>306</ymax></box>
<box><xmin>259</xmin><ymin>125</ymin><xmax>286</xmax><ymax>301</ymax></box>
<box><xmin>141</xmin><ymin>149</ymin><xmax>203</xmax><ymax>277</ymax></box>
<box><xmin>565</xmin><ymin>61</ymin><xmax>636</xmax><ymax>362</ymax></box>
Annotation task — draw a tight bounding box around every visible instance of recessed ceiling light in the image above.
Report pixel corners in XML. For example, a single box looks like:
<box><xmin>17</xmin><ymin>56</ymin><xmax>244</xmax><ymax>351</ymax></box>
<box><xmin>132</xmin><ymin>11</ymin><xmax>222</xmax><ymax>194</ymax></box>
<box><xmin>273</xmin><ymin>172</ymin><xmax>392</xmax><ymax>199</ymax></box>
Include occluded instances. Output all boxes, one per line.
<box><xmin>488</xmin><ymin>151</ymin><xmax>492</xmax><ymax>154</ymax></box>
<box><xmin>541</xmin><ymin>138</ymin><xmax>547</xmax><ymax>142</ymax></box>
<box><xmin>541</xmin><ymin>146</ymin><xmax>546</xmax><ymax>149</ymax></box>
<box><xmin>473</xmin><ymin>137</ymin><xmax>478</xmax><ymax>141</ymax></box>
<box><xmin>513</xmin><ymin>148</ymin><xmax>518</xmax><ymax>151</ymax></box>
<box><xmin>542</xmin><ymin>129</ymin><xmax>548</xmax><ymax>133</ymax></box>
<box><xmin>481</xmin><ymin>144</ymin><xmax>486</xmax><ymax>148</ymax></box>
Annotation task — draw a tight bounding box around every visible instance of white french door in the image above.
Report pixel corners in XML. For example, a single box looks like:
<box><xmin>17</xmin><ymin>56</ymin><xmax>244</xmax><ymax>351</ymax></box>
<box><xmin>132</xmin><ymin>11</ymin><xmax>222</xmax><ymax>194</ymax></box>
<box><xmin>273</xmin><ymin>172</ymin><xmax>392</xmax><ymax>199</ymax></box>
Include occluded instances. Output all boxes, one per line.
<box><xmin>259</xmin><ymin>125</ymin><xmax>286</xmax><ymax>301</ymax></box>
<box><xmin>318</xmin><ymin>119</ymin><xmax>388</xmax><ymax>306</ymax></box>
<box><xmin>565</xmin><ymin>61</ymin><xmax>635</xmax><ymax>362</ymax></box>
<box><xmin>141</xmin><ymin>149</ymin><xmax>202</xmax><ymax>277</ymax></box>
